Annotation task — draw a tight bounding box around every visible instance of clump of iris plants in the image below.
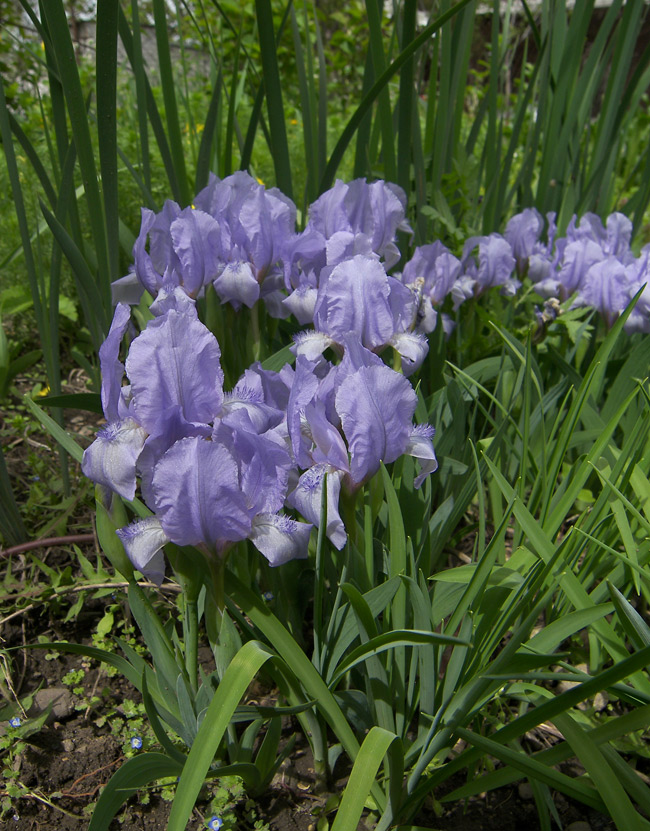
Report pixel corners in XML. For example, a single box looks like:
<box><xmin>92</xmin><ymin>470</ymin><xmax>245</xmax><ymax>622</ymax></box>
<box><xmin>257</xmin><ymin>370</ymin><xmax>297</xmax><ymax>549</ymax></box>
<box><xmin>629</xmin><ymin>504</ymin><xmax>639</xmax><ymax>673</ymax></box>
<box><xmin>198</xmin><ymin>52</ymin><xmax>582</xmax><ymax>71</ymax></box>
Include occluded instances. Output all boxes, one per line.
<box><xmin>112</xmin><ymin>173</ymin><xmax>650</xmax><ymax>349</ymax></box>
<box><xmin>83</xmin><ymin>168</ymin><xmax>649</xmax><ymax>648</ymax></box>
<box><xmin>79</xmin><ymin>171</ymin><xmax>649</xmax><ymax>830</ymax></box>
<box><xmin>84</xmin><ymin>173</ymin><xmax>442</xmax><ymax>585</ymax></box>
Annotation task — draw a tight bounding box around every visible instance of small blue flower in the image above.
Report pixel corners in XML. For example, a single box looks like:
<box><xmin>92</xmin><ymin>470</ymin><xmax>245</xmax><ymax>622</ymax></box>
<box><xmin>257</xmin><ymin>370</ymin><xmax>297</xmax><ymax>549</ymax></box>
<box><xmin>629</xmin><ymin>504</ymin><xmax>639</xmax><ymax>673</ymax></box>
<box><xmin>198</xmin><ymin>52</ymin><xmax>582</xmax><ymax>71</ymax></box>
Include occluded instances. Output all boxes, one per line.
<box><xmin>8</xmin><ymin>717</ymin><xmax>21</xmax><ymax>728</ymax></box>
<box><xmin>262</xmin><ymin>591</ymin><xmax>274</xmax><ymax>602</ymax></box>
<box><xmin>130</xmin><ymin>736</ymin><xmax>143</xmax><ymax>749</ymax></box>
<box><xmin>207</xmin><ymin>817</ymin><xmax>223</xmax><ymax>830</ymax></box>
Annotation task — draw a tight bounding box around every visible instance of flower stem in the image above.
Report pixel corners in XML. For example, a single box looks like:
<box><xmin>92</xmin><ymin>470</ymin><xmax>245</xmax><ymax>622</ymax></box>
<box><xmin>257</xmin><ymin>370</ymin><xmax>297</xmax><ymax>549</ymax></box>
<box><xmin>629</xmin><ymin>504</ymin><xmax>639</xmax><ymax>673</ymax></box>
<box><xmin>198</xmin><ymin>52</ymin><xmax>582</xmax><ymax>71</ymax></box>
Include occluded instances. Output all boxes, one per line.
<box><xmin>209</xmin><ymin>553</ymin><xmax>226</xmax><ymax>638</ymax></box>
<box><xmin>184</xmin><ymin>597</ymin><xmax>199</xmax><ymax>694</ymax></box>
<box><xmin>249</xmin><ymin>301</ymin><xmax>261</xmax><ymax>362</ymax></box>
<box><xmin>340</xmin><ymin>486</ymin><xmax>360</xmax><ymax>552</ymax></box>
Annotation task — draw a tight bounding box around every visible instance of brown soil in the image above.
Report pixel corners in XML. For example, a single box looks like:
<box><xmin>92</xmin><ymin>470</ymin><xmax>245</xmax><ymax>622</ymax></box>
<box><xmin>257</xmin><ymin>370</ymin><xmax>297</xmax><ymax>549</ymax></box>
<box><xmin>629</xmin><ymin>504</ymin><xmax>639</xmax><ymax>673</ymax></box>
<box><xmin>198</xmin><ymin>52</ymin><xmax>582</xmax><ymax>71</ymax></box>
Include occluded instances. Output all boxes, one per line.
<box><xmin>0</xmin><ymin>588</ymin><xmax>619</xmax><ymax>831</ymax></box>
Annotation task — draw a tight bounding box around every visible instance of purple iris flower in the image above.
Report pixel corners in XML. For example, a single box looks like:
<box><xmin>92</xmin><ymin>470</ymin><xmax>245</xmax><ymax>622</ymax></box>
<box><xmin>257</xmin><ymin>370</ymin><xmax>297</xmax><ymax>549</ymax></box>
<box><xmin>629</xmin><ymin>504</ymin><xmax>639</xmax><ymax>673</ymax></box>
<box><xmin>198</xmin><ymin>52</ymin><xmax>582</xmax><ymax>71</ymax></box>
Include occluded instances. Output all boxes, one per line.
<box><xmin>572</xmin><ymin>257</ymin><xmax>634</xmax><ymax>328</ymax></box>
<box><xmin>566</xmin><ymin>212</ymin><xmax>635</xmax><ymax>263</ymax></box>
<box><xmin>292</xmin><ymin>255</ymin><xmax>428</xmax><ymax>376</ymax></box>
<box><xmin>307</xmin><ymin>178</ymin><xmax>411</xmax><ymax>269</ymax></box>
<box><xmin>283</xmin><ymin>179</ymin><xmax>412</xmax><ymax>307</ymax></box>
<box><xmin>193</xmin><ymin>171</ymin><xmax>297</xmax><ymax>312</ymax></box>
<box><xmin>624</xmin><ymin>247</ymin><xmax>650</xmax><ymax>333</ymax></box>
<box><xmin>504</xmin><ymin>208</ymin><xmax>544</xmax><ymax>274</ymax></box>
<box><xmin>461</xmin><ymin>234</ymin><xmax>519</xmax><ymax>297</ymax></box>
<box><xmin>83</xmin><ymin>305</ymin><xmax>311</xmax><ymax>580</ymax></box>
<box><xmin>287</xmin><ymin>343</ymin><xmax>437</xmax><ymax>549</ymax></box>
<box><xmin>400</xmin><ymin>241</ymin><xmax>461</xmax><ymax>333</ymax></box>
<box><xmin>531</xmin><ymin>211</ymin><xmax>641</xmax><ymax>322</ymax></box>
<box><xmin>116</xmin><ymin>430</ymin><xmax>310</xmax><ymax>581</ymax></box>
<box><xmin>113</xmin><ymin>172</ymin><xmax>299</xmax><ymax>315</ymax></box>
<box><xmin>112</xmin><ymin>203</ymin><xmax>226</xmax><ymax>309</ymax></box>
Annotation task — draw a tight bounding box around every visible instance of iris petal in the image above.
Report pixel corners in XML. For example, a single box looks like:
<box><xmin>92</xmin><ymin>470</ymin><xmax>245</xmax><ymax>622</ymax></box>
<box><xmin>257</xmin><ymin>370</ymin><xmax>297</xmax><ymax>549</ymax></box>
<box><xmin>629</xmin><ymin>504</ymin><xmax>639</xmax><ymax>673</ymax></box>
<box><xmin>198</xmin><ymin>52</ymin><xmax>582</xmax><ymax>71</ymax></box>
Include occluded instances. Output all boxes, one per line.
<box><xmin>250</xmin><ymin>513</ymin><xmax>312</xmax><ymax>566</ymax></box>
<box><xmin>116</xmin><ymin>517</ymin><xmax>168</xmax><ymax>585</ymax></box>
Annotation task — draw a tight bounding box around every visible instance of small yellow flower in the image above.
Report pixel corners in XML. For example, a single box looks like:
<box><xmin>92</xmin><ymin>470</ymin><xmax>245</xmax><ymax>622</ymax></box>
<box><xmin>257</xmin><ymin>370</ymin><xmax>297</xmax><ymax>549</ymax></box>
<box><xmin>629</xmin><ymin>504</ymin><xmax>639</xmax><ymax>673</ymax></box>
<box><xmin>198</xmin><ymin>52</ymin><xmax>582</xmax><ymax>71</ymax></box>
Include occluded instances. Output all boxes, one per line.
<box><xmin>290</xmin><ymin>119</ymin><xmax>298</xmax><ymax>126</ymax></box>
<box><xmin>37</xmin><ymin>385</ymin><xmax>50</xmax><ymax>397</ymax></box>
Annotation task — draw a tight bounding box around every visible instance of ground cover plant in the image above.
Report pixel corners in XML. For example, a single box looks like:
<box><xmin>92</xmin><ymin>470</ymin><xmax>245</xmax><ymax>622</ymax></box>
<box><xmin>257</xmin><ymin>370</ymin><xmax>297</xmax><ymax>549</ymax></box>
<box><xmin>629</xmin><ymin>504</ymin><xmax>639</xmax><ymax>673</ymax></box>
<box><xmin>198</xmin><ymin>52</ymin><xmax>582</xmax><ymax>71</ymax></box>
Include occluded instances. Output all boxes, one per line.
<box><xmin>2</xmin><ymin>0</ymin><xmax>650</xmax><ymax>829</ymax></box>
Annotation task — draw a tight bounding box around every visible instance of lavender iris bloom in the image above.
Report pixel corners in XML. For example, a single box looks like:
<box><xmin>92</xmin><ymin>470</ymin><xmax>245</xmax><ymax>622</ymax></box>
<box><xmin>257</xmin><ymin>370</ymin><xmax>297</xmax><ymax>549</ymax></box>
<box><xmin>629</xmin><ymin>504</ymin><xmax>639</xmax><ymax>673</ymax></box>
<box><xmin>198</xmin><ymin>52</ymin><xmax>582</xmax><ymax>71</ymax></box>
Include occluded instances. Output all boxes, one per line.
<box><xmin>287</xmin><ymin>343</ymin><xmax>437</xmax><ymax>548</ymax></box>
<box><xmin>530</xmin><ymin>210</ymin><xmax>646</xmax><ymax>331</ymax></box>
<box><xmin>461</xmin><ymin>234</ymin><xmax>519</xmax><ymax>298</ymax></box>
<box><xmin>113</xmin><ymin>172</ymin><xmax>298</xmax><ymax>315</ymax></box>
<box><xmin>112</xmin><ymin>203</ymin><xmax>225</xmax><ymax>309</ymax></box>
<box><xmin>283</xmin><ymin>179</ymin><xmax>412</xmax><ymax>307</ymax></box>
<box><xmin>194</xmin><ymin>171</ymin><xmax>297</xmax><ymax>312</ymax></box>
<box><xmin>117</xmin><ymin>429</ymin><xmax>309</xmax><ymax>582</ymax></box>
<box><xmin>400</xmin><ymin>241</ymin><xmax>461</xmax><ymax>333</ymax></box>
<box><xmin>504</xmin><ymin>208</ymin><xmax>544</xmax><ymax>275</ymax></box>
<box><xmin>83</xmin><ymin>305</ymin><xmax>311</xmax><ymax>581</ymax></box>
<box><xmin>292</xmin><ymin>255</ymin><xmax>428</xmax><ymax>376</ymax></box>
<box><xmin>572</xmin><ymin>257</ymin><xmax>634</xmax><ymax>328</ymax></box>
<box><xmin>306</xmin><ymin>178</ymin><xmax>411</xmax><ymax>270</ymax></box>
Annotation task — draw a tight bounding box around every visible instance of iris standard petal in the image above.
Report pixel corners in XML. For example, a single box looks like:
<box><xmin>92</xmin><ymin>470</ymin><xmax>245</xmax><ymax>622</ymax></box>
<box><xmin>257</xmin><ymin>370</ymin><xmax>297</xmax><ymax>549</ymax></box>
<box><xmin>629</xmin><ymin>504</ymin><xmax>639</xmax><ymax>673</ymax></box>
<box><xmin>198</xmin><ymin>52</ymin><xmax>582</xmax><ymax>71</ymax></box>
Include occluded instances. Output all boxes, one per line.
<box><xmin>504</xmin><ymin>208</ymin><xmax>543</xmax><ymax>269</ymax></box>
<box><xmin>170</xmin><ymin>208</ymin><xmax>223</xmax><ymax>296</ymax></box>
<box><xmin>336</xmin><ymin>364</ymin><xmax>417</xmax><ymax>485</ymax></box>
<box><xmin>126</xmin><ymin>309</ymin><xmax>224</xmax><ymax>435</ymax></box>
<box><xmin>99</xmin><ymin>303</ymin><xmax>131</xmax><ymax>422</ymax></box>
<box><xmin>313</xmin><ymin>255</ymin><xmax>395</xmax><ymax>349</ymax></box>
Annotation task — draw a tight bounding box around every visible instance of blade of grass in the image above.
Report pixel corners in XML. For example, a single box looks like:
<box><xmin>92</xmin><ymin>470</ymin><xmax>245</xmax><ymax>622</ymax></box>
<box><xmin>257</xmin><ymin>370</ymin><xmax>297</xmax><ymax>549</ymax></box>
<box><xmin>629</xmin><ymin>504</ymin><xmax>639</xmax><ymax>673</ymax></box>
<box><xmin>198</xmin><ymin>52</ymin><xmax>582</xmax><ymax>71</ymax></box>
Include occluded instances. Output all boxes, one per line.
<box><xmin>331</xmin><ymin>727</ymin><xmax>402</xmax><ymax>831</ymax></box>
<box><xmin>254</xmin><ymin>0</ymin><xmax>292</xmax><ymax>198</ymax></box>
<box><xmin>321</xmin><ymin>0</ymin><xmax>475</xmax><ymax>193</ymax></box>
<box><xmin>553</xmin><ymin>712</ymin><xmax>649</xmax><ymax>830</ymax></box>
<box><xmin>88</xmin><ymin>753</ymin><xmax>183</xmax><ymax>831</ymax></box>
<box><xmin>40</xmin><ymin>0</ymin><xmax>111</xmax><ymax>316</ymax></box>
<box><xmin>96</xmin><ymin>0</ymin><xmax>119</xmax><ymax>282</ymax></box>
<box><xmin>0</xmin><ymin>445</ymin><xmax>28</xmax><ymax>545</ymax></box>
<box><xmin>454</xmin><ymin>726</ymin><xmax>605</xmax><ymax>811</ymax></box>
<box><xmin>152</xmin><ymin>0</ymin><xmax>190</xmax><ymax>205</ymax></box>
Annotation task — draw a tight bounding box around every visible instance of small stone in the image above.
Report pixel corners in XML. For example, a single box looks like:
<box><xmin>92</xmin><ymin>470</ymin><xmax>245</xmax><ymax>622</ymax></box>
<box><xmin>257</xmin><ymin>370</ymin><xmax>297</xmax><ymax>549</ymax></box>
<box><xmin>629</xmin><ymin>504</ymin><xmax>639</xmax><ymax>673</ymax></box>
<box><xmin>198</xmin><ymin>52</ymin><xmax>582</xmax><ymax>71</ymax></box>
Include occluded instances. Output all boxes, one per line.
<box><xmin>518</xmin><ymin>782</ymin><xmax>534</xmax><ymax>799</ymax></box>
<box><xmin>30</xmin><ymin>687</ymin><xmax>74</xmax><ymax>722</ymax></box>
<box><xmin>62</xmin><ymin>739</ymin><xmax>74</xmax><ymax>752</ymax></box>
<box><xmin>593</xmin><ymin>691</ymin><xmax>608</xmax><ymax>711</ymax></box>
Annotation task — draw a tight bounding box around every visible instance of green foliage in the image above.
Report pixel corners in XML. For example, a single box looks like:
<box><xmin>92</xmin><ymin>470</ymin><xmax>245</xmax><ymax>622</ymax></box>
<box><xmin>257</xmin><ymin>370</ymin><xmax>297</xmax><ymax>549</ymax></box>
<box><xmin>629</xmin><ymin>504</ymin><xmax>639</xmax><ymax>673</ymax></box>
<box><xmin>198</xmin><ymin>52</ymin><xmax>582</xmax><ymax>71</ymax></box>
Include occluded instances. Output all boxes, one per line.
<box><xmin>2</xmin><ymin>1</ymin><xmax>650</xmax><ymax>829</ymax></box>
